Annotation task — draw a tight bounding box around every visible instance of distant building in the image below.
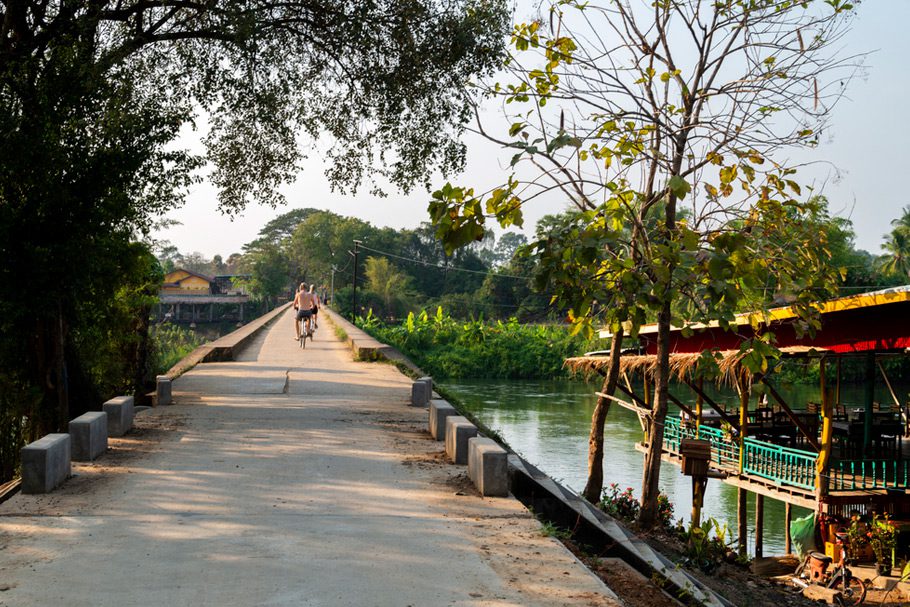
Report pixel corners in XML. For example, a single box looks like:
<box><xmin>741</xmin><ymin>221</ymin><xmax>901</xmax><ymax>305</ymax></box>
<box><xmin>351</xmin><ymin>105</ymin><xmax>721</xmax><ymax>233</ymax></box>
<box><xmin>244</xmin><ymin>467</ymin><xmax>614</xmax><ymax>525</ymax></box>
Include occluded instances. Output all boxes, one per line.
<box><xmin>162</xmin><ymin>269</ymin><xmax>214</xmax><ymax>294</ymax></box>
<box><xmin>158</xmin><ymin>268</ymin><xmax>250</xmax><ymax>324</ymax></box>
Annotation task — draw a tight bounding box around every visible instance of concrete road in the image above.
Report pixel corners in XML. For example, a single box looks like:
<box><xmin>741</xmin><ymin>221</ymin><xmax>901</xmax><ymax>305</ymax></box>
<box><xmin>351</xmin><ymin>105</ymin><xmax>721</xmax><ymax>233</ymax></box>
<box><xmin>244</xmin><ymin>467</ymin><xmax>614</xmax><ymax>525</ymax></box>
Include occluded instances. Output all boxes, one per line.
<box><xmin>0</xmin><ymin>309</ymin><xmax>620</xmax><ymax>606</ymax></box>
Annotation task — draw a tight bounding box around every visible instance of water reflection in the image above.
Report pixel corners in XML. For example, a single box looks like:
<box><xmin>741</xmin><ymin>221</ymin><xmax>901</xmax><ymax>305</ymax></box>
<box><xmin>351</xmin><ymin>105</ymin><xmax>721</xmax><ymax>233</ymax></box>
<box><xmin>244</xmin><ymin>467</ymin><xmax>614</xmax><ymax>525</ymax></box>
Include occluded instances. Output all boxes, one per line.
<box><xmin>444</xmin><ymin>378</ymin><xmax>908</xmax><ymax>555</ymax></box>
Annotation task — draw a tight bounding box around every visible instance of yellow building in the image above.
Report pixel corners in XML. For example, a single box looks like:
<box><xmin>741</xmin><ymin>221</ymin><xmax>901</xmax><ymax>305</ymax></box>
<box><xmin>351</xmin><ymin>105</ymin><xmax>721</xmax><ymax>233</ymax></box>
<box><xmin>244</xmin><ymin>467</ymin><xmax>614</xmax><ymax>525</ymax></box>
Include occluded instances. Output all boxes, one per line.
<box><xmin>161</xmin><ymin>269</ymin><xmax>213</xmax><ymax>294</ymax></box>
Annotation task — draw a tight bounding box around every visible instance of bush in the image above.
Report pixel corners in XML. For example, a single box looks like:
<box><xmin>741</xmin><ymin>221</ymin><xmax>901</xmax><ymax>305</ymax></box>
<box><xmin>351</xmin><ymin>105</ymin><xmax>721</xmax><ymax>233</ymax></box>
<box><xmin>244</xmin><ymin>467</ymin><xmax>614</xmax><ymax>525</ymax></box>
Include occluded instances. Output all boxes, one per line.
<box><xmin>150</xmin><ymin>324</ymin><xmax>205</xmax><ymax>374</ymax></box>
<box><xmin>356</xmin><ymin>307</ymin><xmax>598</xmax><ymax>380</ymax></box>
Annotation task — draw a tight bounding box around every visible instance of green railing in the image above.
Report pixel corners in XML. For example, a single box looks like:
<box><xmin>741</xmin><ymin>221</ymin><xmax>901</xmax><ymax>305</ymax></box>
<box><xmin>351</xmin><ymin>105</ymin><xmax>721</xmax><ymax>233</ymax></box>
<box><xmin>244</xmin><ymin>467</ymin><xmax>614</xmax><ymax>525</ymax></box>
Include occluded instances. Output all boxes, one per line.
<box><xmin>742</xmin><ymin>439</ymin><xmax>817</xmax><ymax>491</ymax></box>
<box><xmin>830</xmin><ymin>460</ymin><xmax>910</xmax><ymax>491</ymax></box>
<box><xmin>663</xmin><ymin>417</ymin><xmax>816</xmax><ymax>491</ymax></box>
<box><xmin>663</xmin><ymin>417</ymin><xmax>739</xmax><ymax>469</ymax></box>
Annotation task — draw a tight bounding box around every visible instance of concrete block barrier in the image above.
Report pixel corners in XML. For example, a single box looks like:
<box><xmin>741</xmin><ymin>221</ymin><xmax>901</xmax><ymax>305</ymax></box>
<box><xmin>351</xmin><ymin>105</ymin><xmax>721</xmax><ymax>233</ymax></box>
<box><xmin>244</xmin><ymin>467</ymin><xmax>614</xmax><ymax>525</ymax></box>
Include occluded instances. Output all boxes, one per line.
<box><xmin>156</xmin><ymin>375</ymin><xmax>172</xmax><ymax>406</ymax></box>
<box><xmin>68</xmin><ymin>412</ymin><xmax>108</xmax><ymax>461</ymax></box>
<box><xmin>419</xmin><ymin>376</ymin><xmax>433</xmax><ymax>398</ymax></box>
<box><xmin>21</xmin><ymin>434</ymin><xmax>71</xmax><ymax>494</ymax></box>
<box><xmin>410</xmin><ymin>378</ymin><xmax>431</xmax><ymax>407</ymax></box>
<box><xmin>468</xmin><ymin>437</ymin><xmax>509</xmax><ymax>497</ymax></box>
<box><xmin>445</xmin><ymin>416</ymin><xmax>478</xmax><ymax>465</ymax></box>
<box><xmin>429</xmin><ymin>399</ymin><xmax>457</xmax><ymax>441</ymax></box>
<box><xmin>103</xmin><ymin>395</ymin><xmax>134</xmax><ymax>437</ymax></box>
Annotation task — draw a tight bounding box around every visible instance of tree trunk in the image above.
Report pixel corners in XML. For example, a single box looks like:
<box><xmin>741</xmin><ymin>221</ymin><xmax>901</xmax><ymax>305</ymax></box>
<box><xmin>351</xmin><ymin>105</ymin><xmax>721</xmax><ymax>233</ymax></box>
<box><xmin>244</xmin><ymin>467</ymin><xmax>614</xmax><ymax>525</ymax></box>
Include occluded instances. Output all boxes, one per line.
<box><xmin>638</xmin><ymin>303</ymin><xmax>671</xmax><ymax>528</ymax></box>
<box><xmin>582</xmin><ymin>326</ymin><xmax>624</xmax><ymax>503</ymax></box>
<box><xmin>30</xmin><ymin>305</ymin><xmax>69</xmax><ymax>436</ymax></box>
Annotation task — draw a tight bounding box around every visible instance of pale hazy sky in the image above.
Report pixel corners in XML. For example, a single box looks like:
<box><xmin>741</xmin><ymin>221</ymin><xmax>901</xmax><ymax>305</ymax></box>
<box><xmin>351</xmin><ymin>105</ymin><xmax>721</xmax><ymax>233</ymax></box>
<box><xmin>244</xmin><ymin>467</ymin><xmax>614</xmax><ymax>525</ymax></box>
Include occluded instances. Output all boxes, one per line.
<box><xmin>153</xmin><ymin>3</ymin><xmax>909</xmax><ymax>259</ymax></box>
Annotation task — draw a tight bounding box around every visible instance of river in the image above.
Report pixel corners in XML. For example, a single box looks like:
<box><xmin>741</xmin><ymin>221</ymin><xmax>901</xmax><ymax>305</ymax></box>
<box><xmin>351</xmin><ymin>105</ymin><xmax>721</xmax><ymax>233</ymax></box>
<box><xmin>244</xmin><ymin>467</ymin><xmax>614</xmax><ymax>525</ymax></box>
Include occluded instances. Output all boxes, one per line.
<box><xmin>443</xmin><ymin>378</ymin><xmax>909</xmax><ymax>555</ymax></box>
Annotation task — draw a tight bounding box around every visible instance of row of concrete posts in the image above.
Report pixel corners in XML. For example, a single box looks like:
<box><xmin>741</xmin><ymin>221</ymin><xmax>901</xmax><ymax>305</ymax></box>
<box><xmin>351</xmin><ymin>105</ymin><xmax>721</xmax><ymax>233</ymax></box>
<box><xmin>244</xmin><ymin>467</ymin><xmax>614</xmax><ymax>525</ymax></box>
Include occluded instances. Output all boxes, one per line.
<box><xmin>411</xmin><ymin>377</ymin><xmax>509</xmax><ymax>497</ymax></box>
<box><xmin>19</xmin><ymin>376</ymin><xmax>173</xmax><ymax>494</ymax></box>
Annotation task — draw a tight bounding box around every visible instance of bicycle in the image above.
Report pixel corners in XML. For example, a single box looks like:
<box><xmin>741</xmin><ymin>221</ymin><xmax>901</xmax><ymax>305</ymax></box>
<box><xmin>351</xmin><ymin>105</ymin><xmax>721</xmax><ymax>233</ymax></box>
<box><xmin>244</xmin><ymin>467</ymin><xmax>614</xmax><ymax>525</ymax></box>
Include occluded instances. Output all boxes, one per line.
<box><xmin>791</xmin><ymin>532</ymin><xmax>866</xmax><ymax>606</ymax></box>
<box><xmin>298</xmin><ymin>315</ymin><xmax>314</xmax><ymax>348</ymax></box>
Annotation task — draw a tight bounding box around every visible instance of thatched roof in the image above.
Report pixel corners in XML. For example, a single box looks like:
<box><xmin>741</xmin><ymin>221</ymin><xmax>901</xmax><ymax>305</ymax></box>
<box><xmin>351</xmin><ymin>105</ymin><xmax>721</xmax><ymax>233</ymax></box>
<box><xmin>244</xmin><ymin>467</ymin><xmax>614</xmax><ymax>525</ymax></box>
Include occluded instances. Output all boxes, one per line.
<box><xmin>565</xmin><ymin>345</ymin><xmax>828</xmax><ymax>387</ymax></box>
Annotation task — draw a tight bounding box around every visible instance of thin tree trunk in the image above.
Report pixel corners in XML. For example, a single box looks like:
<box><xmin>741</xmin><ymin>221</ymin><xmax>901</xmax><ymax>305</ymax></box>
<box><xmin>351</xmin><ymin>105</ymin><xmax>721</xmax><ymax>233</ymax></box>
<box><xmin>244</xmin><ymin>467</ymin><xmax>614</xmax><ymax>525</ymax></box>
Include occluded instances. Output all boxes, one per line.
<box><xmin>638</xmin><ymin>303</ymin><xmax>671</xmax><ymax>528</ymax></box>
<box><xmin>582</xmin><ymin>326</ymin><xmax>624</xmax><ymax>503</ymax></box>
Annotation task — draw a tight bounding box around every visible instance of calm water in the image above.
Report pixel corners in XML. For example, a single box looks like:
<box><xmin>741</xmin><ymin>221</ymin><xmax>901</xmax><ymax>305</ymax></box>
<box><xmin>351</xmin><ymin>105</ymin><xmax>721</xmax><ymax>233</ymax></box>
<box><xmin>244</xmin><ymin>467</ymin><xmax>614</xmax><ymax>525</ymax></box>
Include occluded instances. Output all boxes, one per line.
<box><xmin>444</xmin><ymin>378</ymin><xmax>909</xmax><ymax>555</ymax></box>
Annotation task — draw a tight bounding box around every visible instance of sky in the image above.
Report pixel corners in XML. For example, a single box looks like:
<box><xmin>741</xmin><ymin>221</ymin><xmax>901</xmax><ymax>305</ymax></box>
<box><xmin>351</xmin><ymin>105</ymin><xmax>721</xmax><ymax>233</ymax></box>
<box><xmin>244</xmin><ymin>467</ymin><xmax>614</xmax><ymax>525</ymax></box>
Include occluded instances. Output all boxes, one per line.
<box><xmin>152</xmin><ymin>3</ymin><xmax>910</xmax><ymax>259</ymax></box>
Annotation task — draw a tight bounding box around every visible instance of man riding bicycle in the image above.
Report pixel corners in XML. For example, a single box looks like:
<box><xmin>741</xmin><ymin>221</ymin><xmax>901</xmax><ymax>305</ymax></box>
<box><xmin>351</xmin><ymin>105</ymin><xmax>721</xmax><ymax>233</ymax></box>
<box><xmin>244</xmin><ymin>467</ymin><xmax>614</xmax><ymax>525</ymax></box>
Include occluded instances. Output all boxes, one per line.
<box><xmin>293</xmin><ymin>282</ymin><xmax>318</xmax><ymax>340</ymax></box>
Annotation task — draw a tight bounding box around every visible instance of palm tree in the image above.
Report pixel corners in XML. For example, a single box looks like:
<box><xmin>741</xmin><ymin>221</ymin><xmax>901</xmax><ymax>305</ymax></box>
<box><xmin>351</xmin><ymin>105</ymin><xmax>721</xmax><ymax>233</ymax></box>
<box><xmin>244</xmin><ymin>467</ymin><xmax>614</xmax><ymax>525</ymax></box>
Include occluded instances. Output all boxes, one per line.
<box><xmin>881</xmin><ymin>206</ymin><xmax>910</xmax><ymax>279</ymax></box>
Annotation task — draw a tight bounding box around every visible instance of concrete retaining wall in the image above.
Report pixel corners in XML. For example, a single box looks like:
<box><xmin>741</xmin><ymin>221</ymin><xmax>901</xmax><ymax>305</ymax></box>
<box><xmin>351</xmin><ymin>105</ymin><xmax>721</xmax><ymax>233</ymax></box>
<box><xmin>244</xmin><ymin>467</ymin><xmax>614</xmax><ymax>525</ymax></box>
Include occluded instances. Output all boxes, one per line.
<box><xmin>164</xmin><ymin>301</ymin><xmax>293</xmax><ymax>380</ymax></box>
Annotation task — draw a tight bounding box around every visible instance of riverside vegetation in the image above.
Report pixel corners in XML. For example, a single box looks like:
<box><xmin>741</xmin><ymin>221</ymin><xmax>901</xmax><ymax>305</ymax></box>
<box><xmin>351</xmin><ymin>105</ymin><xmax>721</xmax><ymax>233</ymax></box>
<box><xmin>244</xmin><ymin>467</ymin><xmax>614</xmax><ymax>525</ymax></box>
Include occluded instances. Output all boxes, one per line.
<box><xmin>357</xmin><ymin>307</ymin><xmax>598</xmax><ymax>380</ymax></box>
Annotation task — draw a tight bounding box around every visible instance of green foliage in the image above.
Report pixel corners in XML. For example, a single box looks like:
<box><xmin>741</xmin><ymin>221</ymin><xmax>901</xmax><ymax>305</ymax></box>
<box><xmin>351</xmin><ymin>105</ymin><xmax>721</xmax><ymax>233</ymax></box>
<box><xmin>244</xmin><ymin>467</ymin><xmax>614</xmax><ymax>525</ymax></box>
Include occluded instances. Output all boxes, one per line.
<box><xmin>357</xmin><ymin>307</ymin><xmax>594</xmax><ymax>380</ymax></box>
<box><xmin>539</xmin><ymin>521</ymin><xmax>573</xmax><ymax>541</ymax></box>
<box><xmin>681</xmin><ymin>518</ymin><xmax>732</xmax><ymax>574</ymax></box>
<box><xmin>598</xmin><ymin>483</ymin><xmax>676</xmax><ymax>530</ymax></box>
<box><xmin>236</xmin><ymin>244</ymin><xmax>291</xmax><ymax>306</ymax></box>
<box><xmin>149</xmin><ymin>325</ymin><xmax>206</xmax><ymax>376</ymax></box>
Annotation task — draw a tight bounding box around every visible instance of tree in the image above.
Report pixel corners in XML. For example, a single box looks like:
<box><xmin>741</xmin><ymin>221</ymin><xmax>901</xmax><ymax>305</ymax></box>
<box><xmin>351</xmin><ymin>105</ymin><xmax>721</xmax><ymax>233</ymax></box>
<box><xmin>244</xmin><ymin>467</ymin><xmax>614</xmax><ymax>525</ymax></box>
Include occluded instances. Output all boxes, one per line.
<box><xmin>881</xmin><ymin>206</ymin><xmax>910</xmax><ymax>279</ymax></box>
<box><xmin>363</xmin><ymin>257</ymin><xmax>412</xmax><ymax>319</ymax></box>
<box><xmin>431</xmin><ymin>0</ymin><xmax>858</xmax><ymax>527</ymax></box>
<box><xmin>0</xmin><ymin>0</ymin><xmax>509</xmax><ymax>478</ymax></box>
<box><xmin>238</xmin><ymin>245</ymin><xmax>291</xmax><ymax>309</ymax></box>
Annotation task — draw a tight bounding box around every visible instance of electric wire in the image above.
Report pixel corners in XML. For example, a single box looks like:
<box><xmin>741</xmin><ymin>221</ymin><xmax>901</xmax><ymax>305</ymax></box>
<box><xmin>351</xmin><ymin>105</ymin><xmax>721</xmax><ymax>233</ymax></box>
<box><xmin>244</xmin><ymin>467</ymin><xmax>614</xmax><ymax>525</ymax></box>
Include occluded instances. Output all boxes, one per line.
<box><xmin>355</xmin><ymin>244</ymin><xmax>530</xmax><ymax>281</ymax></box>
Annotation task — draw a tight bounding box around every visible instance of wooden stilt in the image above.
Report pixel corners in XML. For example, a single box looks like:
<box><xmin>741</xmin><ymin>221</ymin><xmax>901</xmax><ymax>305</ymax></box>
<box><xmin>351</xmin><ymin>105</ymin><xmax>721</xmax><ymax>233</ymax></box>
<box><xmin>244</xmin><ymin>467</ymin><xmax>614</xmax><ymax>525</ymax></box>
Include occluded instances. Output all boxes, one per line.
<box><xmin>738</xmin><ymin>487</ymin><xmax>748</xmax><ymax>557</ymax></box>
<box><xmin>785</xmin><ymin>502</ymin><xmax>793</xmax><ymax>555</ymax></box>
<box><xmin>755</xmin><ymin>493</ymin><xmax>764</xmax><ymax>558</ymax></box>
<box><xmin>691</xmin><ymin>477</ymin><xmax>707</xmax><ymax>529</ymax></box>
<box><xmin>817</xmin><ymin>358</ymin><xmax>833</xmax><ymax>500</ymax></box>
<box><xmin>738</xmin><ymin>378</ymin><xmax>749</xmax><ymax>473</ymax></box>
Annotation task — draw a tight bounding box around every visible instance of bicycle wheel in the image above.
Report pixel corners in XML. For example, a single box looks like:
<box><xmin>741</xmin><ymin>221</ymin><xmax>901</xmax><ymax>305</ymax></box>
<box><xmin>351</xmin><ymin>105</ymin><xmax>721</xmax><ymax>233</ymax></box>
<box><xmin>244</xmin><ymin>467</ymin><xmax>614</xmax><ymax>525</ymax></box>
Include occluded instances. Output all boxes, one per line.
<box><xmin>830</xmin><ymin>575</ymin><xmax>866</xmax><ymax>606</ymax></box>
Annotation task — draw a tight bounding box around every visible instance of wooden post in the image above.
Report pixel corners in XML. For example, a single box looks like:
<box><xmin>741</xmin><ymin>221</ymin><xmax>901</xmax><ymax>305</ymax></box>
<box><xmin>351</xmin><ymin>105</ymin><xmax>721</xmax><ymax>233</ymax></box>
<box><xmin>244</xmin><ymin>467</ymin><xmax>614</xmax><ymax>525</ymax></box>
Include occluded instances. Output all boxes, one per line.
<box><xmin>691</xmin><ymin>477</ymin><xmax>708</xmax><ymax>529</ymax></box>
<box><xmin>864</xmin><ymin>352</ymin><xmax>875</xmax><ymax>455</ymax></box>
<box><xmin>755</xmin><ymin>493</ymin><xmax>764</xmax><ymax>558</ymax></box>
<box><xmin>817</xmin><ymin>358</ymin><xmax>833</xmax><ymax>500</ymax></box>
<box><xmin>738</xmin><ymin>487</ymin><xmax>748</xmax><ymax>557</ymax></box>
<box><xmin>695</xmin><ymin>378</ymin><xmax>703</xmax><ymax>432</ymax></box>
<box><xmin>835</xmin><ymin>356</ymin><xmax>841</xmax><ymax>412</ymax></box>
<box><xmin>785</xmin><ymin>502</ymin><xmax>793</xmax><ymax>555</ymax></box>
<box><xmin>738</xmin><ymin>378</ymin><xmax>749</xmax><ymax>473</ymax></box>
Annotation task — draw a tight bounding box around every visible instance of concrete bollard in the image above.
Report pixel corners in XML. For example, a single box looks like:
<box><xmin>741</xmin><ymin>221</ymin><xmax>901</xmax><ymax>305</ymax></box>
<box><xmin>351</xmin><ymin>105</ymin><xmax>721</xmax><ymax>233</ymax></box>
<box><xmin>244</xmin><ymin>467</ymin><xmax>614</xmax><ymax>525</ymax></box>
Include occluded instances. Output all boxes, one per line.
<box><xmin>418</xmin><ymin>376</ymin><xmax>433</xmax><ymax>398</ymax></box>
<box><xmin>410</xmin><ymin>378</ymin><xmax>431</xmax><ymax>407</ymax></box>
<box><xmin>103</xmin><ymin>395</ymin><xmax>135</xmax><ymax>437</ymax></box>
<box><xmin>21</xmin><ymin>434</ymin><xmax>71</xmax><ymax>494</ymax></box>
<box><xmin>468</xmin><ymin>437</ymin><xmax>509</xmax><ymax>497</ymax></box>
<box><xmin>429</xmin><ymin>399</ymin><xmax>457</xmax><ymax>441</ymax></box>
<box><xmin>68</xmin><ymin>412</ymin><xmax>108</xmax><ymax>461</ymax></box>
<box><xmin>156</xmin><ymin>375</ymin><xmax>172</xmax><ymax>406</ymax></box>
<box><xmin>445</xmin><ymin>416</ymin><xmax>478</xmax><ymax>465</ymax></box>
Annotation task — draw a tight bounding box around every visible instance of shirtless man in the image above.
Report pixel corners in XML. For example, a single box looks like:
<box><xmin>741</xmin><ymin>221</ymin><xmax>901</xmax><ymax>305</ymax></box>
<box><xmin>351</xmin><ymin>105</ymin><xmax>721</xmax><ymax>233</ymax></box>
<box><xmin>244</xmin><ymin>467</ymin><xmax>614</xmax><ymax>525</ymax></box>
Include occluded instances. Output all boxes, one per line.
<box><xmin>293</xmin><ymin>282</ymin><xmax>318</xmax><ymax>340</ymax></box>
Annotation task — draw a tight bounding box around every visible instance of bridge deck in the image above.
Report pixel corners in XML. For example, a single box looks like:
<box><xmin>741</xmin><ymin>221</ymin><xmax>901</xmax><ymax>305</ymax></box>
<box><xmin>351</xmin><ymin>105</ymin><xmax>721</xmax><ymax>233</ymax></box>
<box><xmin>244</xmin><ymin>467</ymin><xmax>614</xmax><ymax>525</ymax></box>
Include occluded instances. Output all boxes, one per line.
<box><xmin>0</xmin><ymin>308</ymin><xmax>620</xmax><ymax>606</ymax></box>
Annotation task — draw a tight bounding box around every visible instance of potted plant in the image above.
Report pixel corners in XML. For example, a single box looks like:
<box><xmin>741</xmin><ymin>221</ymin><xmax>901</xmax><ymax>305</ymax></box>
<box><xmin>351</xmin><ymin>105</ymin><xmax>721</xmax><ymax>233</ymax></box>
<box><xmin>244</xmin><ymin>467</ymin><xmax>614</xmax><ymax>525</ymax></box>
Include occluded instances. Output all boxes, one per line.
<box><xmin>869</xmin><ymin>514</ymin><xmax>897</xmax><ymax>575</ymax></box>
<box><xmin>845</xmin><ymin>515</ymin><xmax>871</xmax><ymax>562</ymax></box>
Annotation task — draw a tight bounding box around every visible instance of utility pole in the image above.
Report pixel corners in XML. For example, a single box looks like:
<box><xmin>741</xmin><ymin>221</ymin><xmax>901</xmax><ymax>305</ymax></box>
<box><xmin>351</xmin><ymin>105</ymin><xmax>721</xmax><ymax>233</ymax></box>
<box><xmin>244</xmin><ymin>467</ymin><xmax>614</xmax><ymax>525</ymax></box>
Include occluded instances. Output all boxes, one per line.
<box><xmin>351</xmin><ymin>240</ymin><xmax>361</xmax><ymax>321</ymax></box>
<box><xmin>330</xmin><ymin>265</ymin><xmax>337</xmax><ymax>307</ymax></box>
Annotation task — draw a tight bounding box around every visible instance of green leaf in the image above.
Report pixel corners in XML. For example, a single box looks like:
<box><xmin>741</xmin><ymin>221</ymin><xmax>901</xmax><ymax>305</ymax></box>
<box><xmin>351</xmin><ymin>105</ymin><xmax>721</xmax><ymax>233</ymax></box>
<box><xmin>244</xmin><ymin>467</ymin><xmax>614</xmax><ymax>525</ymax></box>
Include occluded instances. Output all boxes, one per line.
<box><xmin>668</xmin><ymin>175</ymin><xmax>690</xmax><ymax>200</ymax></box>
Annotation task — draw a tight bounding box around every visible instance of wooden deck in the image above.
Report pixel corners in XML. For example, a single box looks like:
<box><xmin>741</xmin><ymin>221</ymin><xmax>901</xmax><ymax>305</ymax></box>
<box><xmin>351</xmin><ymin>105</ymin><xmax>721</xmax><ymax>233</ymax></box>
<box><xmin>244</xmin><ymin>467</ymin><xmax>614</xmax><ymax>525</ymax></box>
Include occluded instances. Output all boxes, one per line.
<box><xmin>653</xmin><ymin>417</ymin><xmax>910</xmax><ymax>511</ymax></box>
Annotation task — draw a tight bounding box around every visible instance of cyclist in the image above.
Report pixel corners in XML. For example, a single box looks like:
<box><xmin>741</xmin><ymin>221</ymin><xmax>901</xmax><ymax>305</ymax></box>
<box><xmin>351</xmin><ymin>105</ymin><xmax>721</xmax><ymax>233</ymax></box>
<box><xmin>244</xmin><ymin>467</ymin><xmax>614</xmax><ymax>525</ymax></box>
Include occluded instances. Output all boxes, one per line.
<box><xmin>309</xmin><ymin>284</ymin><xmax>320</xmax><ymax>330</ymax></box>
<box><xmin>293</xmin><ymin>282</ymin><xmax>318</xmax><ymax>340</ymax></box>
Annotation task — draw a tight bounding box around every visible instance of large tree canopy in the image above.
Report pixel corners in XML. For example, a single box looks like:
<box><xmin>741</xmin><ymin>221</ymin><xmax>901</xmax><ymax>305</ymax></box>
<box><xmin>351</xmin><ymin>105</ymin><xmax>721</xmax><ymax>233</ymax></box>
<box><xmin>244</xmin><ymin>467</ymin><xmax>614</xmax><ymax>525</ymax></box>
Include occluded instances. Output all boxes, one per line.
<box><xmin>0</xmin><ymin>0</ymin><xmax>510</xmax><ymax>479</ymax></box>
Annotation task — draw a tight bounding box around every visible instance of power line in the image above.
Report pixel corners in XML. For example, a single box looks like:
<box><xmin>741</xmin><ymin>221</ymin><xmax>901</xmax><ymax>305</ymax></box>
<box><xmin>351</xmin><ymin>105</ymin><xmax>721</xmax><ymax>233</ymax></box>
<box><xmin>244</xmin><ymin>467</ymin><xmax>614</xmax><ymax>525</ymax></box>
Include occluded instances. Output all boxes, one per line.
<box><xmin>356</xmin><ymin>244</ymin><xmax>530</xmax><ymax>281</ymax></box>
